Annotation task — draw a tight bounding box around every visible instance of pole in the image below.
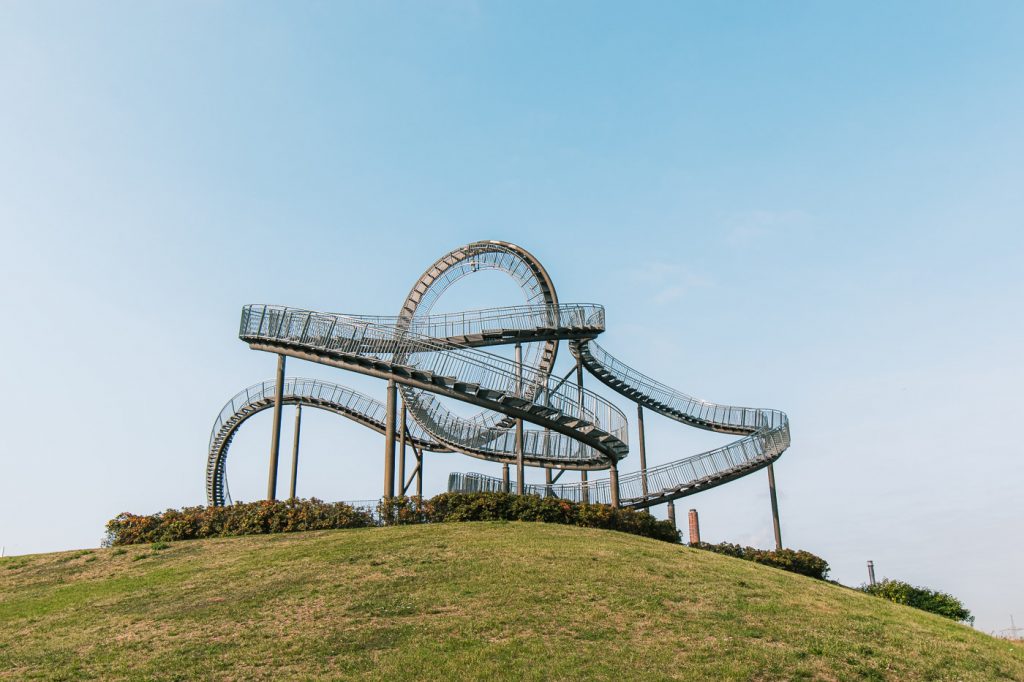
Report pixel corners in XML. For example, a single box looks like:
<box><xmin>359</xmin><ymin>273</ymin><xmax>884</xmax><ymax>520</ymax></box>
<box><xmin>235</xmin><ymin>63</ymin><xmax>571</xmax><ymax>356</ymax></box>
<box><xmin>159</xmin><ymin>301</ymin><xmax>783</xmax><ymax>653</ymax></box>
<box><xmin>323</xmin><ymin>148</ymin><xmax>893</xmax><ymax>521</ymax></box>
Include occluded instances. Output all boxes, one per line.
<box><xmin>398</xmin><ymin>408</ymin><xmax>407</xmax><ymax>495</ymax></box>
<box><xmin>415</xmin><ymin>445</ymin><xmax>423</xmax><ymax>499</ymax></box>
<box><xmin>383</xmin><ymin>379</ymin><xmax>397</xmax><ymax>499</ymax></box>
<box><xmin>288</xmin><ymin>404</ymin><xmax>302</xmax><ymax>500</ymax></box>
<box><xmin>266</xmin><ymin>354</ymin><xmax>286</xmax><ymax>501</ymax></box>
<box><xmin>767</xmin><ymin>462</ymin><xmax>782</xmax><ymax>550</ymax></box>
<box><xmin>637</xmin><ymin>404</ymin><xmax>649</xmax><ymax>498</ymax></box>
<box><xmin>609</xmin><ymin>462</ymin><xmax>620</xmax><ymax>508</ymax></box>
<box><xmin>867</xmin><ymin>560</ymin><xmax>876</xmax><ymax>587</ymax></box>
<box><xmin>577</xmin><ymin>358</ymin><xmax>589</xmax><ymax>503</ymax></box>
<box><xmin>515</xmin><ymin>342</ymin><xmax>525</xmax><ymax>495</ymax></box>
<box><xmin>666</xmin><ymin>500</ymin><xmax>676</xmax><ymax>529</ymax></box>
<box><xmin>502</xmin><ymin>463</ymin><xmax>510</xmax><ymax>493</ymax></box>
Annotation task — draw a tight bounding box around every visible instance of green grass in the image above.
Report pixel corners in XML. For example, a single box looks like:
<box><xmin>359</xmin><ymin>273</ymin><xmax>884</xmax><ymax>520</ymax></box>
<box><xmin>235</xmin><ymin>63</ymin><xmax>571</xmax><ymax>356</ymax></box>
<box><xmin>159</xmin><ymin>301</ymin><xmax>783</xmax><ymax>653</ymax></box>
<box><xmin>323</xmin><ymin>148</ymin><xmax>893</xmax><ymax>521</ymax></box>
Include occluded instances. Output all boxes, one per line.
<box><xmin>1</xmin><ymin>523</ymin><xmax>1021</xmax><ymax>681</ymax></box>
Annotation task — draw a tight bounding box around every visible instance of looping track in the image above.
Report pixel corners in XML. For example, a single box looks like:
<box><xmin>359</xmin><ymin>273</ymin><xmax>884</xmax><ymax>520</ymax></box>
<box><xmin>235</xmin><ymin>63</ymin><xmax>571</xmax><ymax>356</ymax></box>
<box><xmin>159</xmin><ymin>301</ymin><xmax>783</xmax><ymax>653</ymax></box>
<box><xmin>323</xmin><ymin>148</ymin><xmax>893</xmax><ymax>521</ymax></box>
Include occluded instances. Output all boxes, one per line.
<box><xmin>206</xmin><ymin>240</ymin><xmax>790</xmax><ymax>510</ymax></box>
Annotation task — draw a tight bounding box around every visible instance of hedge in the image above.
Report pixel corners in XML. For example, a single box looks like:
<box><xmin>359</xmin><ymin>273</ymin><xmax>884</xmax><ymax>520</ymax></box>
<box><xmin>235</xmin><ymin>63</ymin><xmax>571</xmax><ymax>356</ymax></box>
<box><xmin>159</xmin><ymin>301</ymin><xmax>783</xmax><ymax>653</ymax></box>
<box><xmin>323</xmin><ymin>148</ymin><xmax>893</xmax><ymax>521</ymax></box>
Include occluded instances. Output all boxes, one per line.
<box><xmin>104</xmin><ymin>498</ymin><xmax>375</xmax><ymax>546</ymax></box>
<box><xmin>860</xmin><ymin>579</ymin><xmax>974</xmax><ymax>624</ymax></box>
<box><xmin>105</xmin><ymin>493</ymin><xmax>681</xmax><ymax>546</ymax></box>
<box><xmin>380</xmin><ymin>493</ymin><xmax>681</xmax><ymax>543</ymax></box>
<box><xmin>694</xmin><ymin>541</ymin><xmax>831</xmax><ymax>580</ymax></box>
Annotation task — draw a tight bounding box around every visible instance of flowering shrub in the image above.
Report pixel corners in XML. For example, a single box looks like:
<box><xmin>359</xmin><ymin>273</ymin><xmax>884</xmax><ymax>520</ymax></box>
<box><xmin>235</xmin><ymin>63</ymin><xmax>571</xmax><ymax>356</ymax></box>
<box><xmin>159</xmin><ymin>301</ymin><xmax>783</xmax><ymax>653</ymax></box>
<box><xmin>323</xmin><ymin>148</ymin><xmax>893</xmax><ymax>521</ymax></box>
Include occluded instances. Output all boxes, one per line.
<box><xmin>382</xmin><ymin>493</ymin><xmax>680</xmax><ymax>543</ymax></box>
<box><xmin>860</xmin><ymin>579</ymin><xmax>974</xmax><ymax>624</ymax></box>
<box><xmin>104</xmin><ymin>498</ymin><xmax>375</xmax><ymax>546</ymax></box>
<box><xmin>694</xmin><ymin>542</ymin><xmax>831</xmax><ymax>580</ymax></box>
<box><xmin>106</xmin><ymin>493</ymin><xmax>680</xmax><ymax>545</ymax></box>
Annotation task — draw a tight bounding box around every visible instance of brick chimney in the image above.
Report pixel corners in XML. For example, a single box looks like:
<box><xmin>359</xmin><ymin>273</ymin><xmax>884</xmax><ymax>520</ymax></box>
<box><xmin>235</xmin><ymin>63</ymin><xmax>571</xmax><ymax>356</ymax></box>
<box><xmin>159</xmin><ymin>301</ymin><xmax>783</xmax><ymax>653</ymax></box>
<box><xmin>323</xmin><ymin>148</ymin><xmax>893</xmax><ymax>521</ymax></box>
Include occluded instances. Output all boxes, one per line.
<box><xmin>688</xmin><ymin>509</ymin><xmax>700</xmax><ymax>546</ymax></box>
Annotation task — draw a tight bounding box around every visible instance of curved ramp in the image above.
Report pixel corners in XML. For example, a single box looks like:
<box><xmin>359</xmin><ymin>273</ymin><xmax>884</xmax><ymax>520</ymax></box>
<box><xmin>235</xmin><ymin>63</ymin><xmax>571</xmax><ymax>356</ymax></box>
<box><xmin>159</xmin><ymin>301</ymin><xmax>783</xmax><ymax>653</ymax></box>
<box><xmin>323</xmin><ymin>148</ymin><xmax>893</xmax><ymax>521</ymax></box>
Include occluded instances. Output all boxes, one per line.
<box><xmin>206</xmin><ymin>378</ymin><xmax>446</xmax><ymax>507</ymax></box>
<box><xmin>238</xmin><ymin>302</ymin><xmax>628</xmax><ymax>466</ymax></box>
<box><xmin>211</xmin><ymin>239</ymin><xmax>789</xmax><ymax>510</ymax></box>
<box><xmin>450</xmin><ymin>337</ymin><xmax>790</xmax><ymax>509</ymax></box>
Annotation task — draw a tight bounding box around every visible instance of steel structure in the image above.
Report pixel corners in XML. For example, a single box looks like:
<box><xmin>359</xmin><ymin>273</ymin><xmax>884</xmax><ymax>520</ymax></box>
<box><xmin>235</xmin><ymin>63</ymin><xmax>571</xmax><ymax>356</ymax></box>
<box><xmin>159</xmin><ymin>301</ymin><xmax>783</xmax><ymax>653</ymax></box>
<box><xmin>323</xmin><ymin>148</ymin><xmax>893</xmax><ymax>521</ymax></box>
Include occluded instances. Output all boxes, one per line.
<box><xmin>206</xmin><ymin>240</ymin><xmax>790</xmax><ymax>516</ymax></box>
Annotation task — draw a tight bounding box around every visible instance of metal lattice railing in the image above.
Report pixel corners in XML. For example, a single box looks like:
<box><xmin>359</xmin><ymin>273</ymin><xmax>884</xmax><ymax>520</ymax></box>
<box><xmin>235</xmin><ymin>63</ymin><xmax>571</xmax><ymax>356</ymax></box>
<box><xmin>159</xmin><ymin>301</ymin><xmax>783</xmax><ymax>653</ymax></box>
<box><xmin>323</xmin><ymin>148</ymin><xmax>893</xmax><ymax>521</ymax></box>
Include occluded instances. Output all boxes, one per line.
<box><xmin>238</xmin><ymin>303</ymin><xmax>628</xmax><ymax>465</ymax></box>
<box><xmin>213</xmin><ymin>240</ymin><xmax>790</xmax><ymax>509</ymax></box>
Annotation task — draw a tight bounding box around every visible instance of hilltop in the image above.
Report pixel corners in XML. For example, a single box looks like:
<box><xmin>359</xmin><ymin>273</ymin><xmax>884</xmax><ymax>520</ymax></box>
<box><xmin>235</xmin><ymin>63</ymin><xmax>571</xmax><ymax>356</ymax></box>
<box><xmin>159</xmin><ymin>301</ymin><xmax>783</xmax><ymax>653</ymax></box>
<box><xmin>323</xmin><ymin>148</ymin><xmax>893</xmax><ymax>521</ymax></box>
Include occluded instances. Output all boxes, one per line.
<box><xmin>1</xmin><ymin>523</ymin><xmax>1021</xmax><ymax>681</ymax></box>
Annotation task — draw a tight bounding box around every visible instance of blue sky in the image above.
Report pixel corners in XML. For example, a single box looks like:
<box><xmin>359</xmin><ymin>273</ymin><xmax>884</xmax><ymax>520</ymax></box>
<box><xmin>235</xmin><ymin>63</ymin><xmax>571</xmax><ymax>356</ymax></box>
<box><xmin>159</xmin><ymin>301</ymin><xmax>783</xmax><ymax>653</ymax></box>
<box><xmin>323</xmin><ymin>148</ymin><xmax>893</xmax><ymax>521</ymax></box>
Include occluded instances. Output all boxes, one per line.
<box><xmin>1</xmin><ymin>2</ymin><xmax>1022</xmax><ymax>634</ymax></box>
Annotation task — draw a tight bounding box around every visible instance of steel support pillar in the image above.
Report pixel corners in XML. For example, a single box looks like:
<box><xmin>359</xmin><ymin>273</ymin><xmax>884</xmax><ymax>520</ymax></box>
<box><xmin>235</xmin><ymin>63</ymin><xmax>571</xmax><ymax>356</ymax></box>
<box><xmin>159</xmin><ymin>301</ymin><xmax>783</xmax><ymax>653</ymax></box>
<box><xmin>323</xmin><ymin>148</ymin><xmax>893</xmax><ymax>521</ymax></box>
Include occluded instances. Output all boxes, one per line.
<box><xmin>577</xmin><ymin>359</ymin><xmax>589</xmax><ymax>503</ymax></box>
<box><xmin>767</xmin><ymin>463</ymin><xmax>782</xmax><ymax>550</ymax></box>
<box><xmin>608</xmin><ymin>462</ymin><xmax>620</xmax><ymax>508</ymax></box>
<box><xmin>398</xmin><ymin>408</ymin><xmax>407</xmax><ymax>496</ymax></box>
<box><xmin>637</xmin><ymin>404</ymin><xmax>649</xmax><ymax>498</ymax></box>
<box><xmin>288</xmin><ymin>404</ymin><xmax>302</xmax><ymax>500</ymax></box>
<box><xmin>415</xmin><ymin>445</ymin><xmax>423</xmax><ymax>498</ymax></box>
<box><xmin>502</xmin><ymin>463</ymin><xmax>510</xmax><ymax>493</ymax></box>
<box><xmin>266</xmin><ymin>354</ymin><xmax>286</xmax><ymax>501</ymax></box>
<box><xmin>515</xmin><ymin>342</ymin><xmax>524</xmax><ymax>495</ymax></box>
<box><xmin>383</xmin><ymin>379</ymin><xmax>397</xmax><ymax>499</ymax></box>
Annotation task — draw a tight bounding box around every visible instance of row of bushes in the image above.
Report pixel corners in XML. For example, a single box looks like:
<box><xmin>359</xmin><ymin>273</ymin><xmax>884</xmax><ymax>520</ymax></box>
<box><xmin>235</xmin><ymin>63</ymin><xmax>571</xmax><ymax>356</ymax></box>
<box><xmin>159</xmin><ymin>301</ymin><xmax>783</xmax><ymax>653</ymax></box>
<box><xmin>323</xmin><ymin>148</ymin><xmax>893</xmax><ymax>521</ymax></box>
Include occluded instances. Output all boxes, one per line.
<box><xmin>694</xmin><ymin>541</ymin><xmax>831</xmax><ymax>580</ymax></box>
<box><xmin>381</xmin><ymin>493</ymin><xmax>680</xmax><ymax>543</ymax></box>
<box><xmin>104</xmin><ymin>493</ymin><xmax>681</xmax><ymax>546</ymax></box>
<box><xmin>860</xmin><ymin>579</ymin><xmax>974</xmax><ymax>624</ymax></box>
<box><xmin>104</xmin><ymin>498</ymin><xmax>376</xmax><ymax>546</ymax></box>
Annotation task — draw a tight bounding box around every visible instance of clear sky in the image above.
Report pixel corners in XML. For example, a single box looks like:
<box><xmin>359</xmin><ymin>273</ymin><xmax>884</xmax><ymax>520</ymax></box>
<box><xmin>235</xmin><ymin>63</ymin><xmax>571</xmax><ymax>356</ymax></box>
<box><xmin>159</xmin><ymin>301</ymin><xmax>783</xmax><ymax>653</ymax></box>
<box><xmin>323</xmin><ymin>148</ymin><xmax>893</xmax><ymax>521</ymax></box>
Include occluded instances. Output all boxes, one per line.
<box><xmin>1</xmin><ymin>2</ymin><xmax>1022</xmax><ymax>634</ymax></box>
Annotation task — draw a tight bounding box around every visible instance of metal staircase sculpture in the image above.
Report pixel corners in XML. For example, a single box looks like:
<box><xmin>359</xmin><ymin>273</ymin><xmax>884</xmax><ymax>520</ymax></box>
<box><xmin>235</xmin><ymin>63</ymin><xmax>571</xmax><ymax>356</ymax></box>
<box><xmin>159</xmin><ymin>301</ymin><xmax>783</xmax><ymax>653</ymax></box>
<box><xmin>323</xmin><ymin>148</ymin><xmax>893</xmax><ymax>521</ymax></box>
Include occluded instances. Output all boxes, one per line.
<box><xmin>207</xmin><ymin>240</ymin><xmax>790</xmax><ymax>512</ymax></box>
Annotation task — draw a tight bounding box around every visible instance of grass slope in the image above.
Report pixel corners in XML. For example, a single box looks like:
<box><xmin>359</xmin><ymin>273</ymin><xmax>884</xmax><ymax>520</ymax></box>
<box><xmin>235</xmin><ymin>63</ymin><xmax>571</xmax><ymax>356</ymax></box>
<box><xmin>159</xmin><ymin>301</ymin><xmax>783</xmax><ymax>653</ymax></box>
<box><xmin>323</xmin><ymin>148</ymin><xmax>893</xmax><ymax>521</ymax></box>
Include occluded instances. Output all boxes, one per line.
<box><xmin>1</xmin><ymin>523</ymin><xmax>1021</xmax><ymax>681</ymax></box>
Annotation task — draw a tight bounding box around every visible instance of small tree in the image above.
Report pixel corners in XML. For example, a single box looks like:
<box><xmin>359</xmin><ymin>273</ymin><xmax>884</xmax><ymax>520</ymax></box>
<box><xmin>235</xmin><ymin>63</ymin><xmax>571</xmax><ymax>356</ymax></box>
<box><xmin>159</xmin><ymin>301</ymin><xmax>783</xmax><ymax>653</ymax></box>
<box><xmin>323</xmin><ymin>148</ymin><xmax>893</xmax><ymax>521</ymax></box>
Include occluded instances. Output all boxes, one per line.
<box><xmin>860</xmin><ymin>579</ymin><xmax>974</xmax><ymax>625</ymax></box>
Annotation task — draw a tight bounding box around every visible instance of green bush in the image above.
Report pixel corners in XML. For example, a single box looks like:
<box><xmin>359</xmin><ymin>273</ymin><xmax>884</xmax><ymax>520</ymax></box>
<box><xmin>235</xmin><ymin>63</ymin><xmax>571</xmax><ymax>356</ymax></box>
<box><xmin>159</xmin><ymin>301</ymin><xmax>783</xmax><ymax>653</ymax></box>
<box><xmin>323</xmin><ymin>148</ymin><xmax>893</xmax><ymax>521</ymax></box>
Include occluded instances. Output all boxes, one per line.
<box><xmin>104</xmin><ymin>498</ymin><xmax>375</xmax><ymax>546</ymax></box>
<box><xmin>695</xmin><ymin>542</ymin><xmax>830</xmax><ymax>580</ymax></box>
<box><xmin>388</xmin><ymin>493</ymin><xmax>680</xmax><ymax>543</ymax></box>
<box><xmin>106</xmin><ymin>493</ymin><xmax>680</xmax><ymax>546</ymax></box>
<box><xmin>859</xmin><ymin>579</ymin><xmax>974</xmax><ymax>624</ymax></box>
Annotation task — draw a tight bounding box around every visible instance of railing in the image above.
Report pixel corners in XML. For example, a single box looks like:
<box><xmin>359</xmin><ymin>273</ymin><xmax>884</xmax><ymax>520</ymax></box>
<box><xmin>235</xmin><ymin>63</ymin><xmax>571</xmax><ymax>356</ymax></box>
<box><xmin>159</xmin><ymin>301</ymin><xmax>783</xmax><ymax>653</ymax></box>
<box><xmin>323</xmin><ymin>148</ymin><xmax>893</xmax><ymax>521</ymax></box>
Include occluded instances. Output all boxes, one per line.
<box><xmin>357</xmin><ymin>303</ymin><xmax>605</xmax><ymax>340</ymax></box>
<box><xmin>239</xmin><ymin>304</ymin><xmax>628</xmax><ymax>462</ymax></box>
<box><xmin>209</xmin><ymin>377</ymin><xmax>437</xmax><ymax>453</ymax></box>
<box><xmin>576</xmin><ymin>340</ymin><xmax>787</xmax><ymax>434</ymax></box>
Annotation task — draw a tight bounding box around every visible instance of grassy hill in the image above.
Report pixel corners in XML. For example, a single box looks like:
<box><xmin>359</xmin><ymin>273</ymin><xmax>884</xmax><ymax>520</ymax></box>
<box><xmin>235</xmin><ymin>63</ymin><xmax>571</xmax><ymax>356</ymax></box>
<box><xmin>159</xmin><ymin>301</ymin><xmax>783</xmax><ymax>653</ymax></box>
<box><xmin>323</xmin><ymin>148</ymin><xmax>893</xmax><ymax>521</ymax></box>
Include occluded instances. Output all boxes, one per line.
<box><xmin>1</xmin><ymin>522</ymin><xmax>1021</xmax><ymax>681</ymax></box>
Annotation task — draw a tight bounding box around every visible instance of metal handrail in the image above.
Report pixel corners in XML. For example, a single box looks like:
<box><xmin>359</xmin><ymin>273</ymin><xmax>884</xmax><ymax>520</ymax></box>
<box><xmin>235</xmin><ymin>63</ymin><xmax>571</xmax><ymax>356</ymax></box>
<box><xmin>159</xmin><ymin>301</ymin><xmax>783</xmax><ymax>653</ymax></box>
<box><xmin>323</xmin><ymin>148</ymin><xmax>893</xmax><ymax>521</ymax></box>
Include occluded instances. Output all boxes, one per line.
<box><xmin>215</xmin><ymin>240</ymin><xmax>790</xmax><ymax>510</ymax></box>
<box><xmin>238</xmin><ymin>304</ymin><xmax>629</xmax><ymax>464</ymax></box>
<box><xmin>450</xmin><ymin>337</ymin><xmax>790</xmax><ymax>507</ymax></box>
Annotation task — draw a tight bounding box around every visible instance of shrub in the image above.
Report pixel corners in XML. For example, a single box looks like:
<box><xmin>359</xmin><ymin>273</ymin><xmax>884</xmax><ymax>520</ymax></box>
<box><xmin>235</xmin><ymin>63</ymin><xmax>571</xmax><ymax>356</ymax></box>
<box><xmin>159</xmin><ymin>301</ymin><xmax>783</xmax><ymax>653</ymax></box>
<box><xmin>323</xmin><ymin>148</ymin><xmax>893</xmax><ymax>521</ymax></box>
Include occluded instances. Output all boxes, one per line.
<box><xmin>695</xmin><ymin>542</ymin><xmax>830</xmax><ymax>580</ymax></box>
<box><xmin>104</xmin><ymin>498</ymin><xmax>376</xmax><ymax>546</ymax></box>
<box><xmin>859</xmin><ymin>579</ymin><xmax>974</xmax><ymax>624</ymax></box>
<box><xmin>105</xmin><ymin>493</ymin><xmax>680</xmax><ymax>546</ymax></box>
<box><xmin>385</xmin><ymin>493</ymin><xmax>680</xmax><ymax>544</ymax></box>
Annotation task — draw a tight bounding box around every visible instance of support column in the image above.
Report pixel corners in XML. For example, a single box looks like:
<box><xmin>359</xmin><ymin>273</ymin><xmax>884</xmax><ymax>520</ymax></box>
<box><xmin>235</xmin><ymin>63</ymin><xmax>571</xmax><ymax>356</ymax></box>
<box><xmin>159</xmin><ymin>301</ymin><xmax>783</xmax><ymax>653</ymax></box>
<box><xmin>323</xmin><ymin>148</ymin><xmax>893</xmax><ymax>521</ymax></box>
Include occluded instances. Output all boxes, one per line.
<box><xmin>415</xmin><ymin>445</ymin><xmax>423</xmax><ymax>499</ymax></box>
<box><xmin>515</xmin><ymin>342</ymin><xmax>525</xmax><ymax>495</ymax></box>
<box><xmin>666</xmin><ymin>500</ymin><xmax>676</xmax><ymax>529</ymax></box>
<box><xmin>288</xmin><ymin>404</ymin><xmax>302</xmax><ymax>500</ymax></box>
<box><xmin>767</xmin><ymin>463</ymin><xmax>782</xmax><ymax>550</ymax></box>
<box><xmin>266</xmin><ymin>354</ymin><xmax>286</xmax><ymax>501</ymax></box>
<box><xmin>502</xmin><ymin>463</ymin><xmax>510</xmax><ymax>493</ymax></box>
<box><xmin>398</xmin><ymin>408</ymin><xmax>407</xmax><ymax>496</ymax></box>
<box><xmin>544</xmin><ymin>467</ymin><xmax>552</xmax><ymax>496</ymax></box>
<box><xmin>609</xmin><ymin>462</ymin><xmax>620</xmax><ymax>508</ymax></box>
<box><xmin>577</xmin><ymin>359</ymin><xmax>589</xmax><ymax>504</ymax></box>
<box><xmin>637</xmin><ymin>404</ymin><xmax>649</xmax><ymax>498</ymax></box>
<box><xmin>383</xmin><ymin>379</ymin><xmax>397</xmax><ymax>499</ymax></box>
